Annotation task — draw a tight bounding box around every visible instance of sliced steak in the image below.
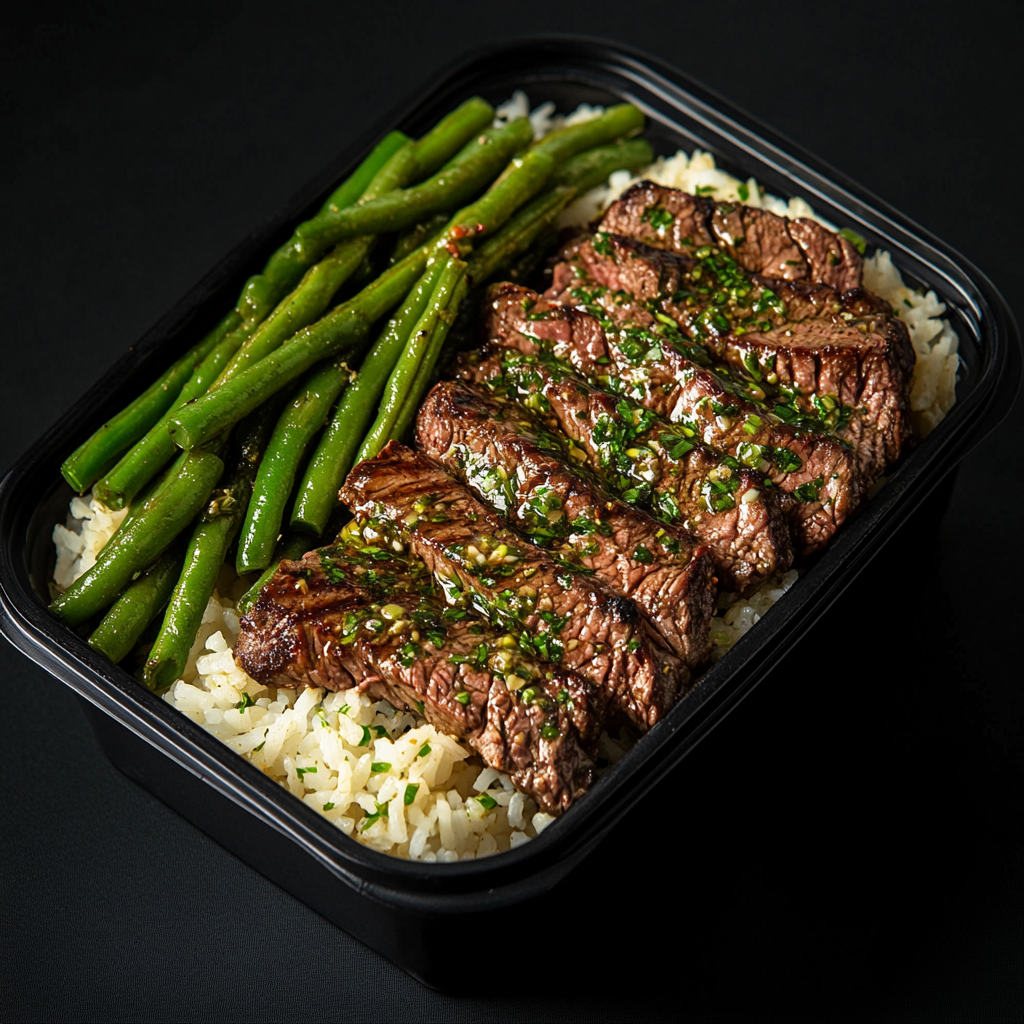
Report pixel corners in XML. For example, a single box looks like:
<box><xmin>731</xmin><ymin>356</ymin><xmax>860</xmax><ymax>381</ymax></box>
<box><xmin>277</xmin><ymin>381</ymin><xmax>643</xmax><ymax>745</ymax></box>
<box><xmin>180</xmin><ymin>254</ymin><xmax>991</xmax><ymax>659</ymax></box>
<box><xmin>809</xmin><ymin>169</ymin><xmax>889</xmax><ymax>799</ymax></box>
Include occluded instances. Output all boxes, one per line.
<box><xmin>597</xmin><ymin>181</ymin><xmax>717</xmax><ymax>259</ymax></box>
<box><xmin>459</xmin><ymin>346</ymin><xmax>793</xmax><ymax>590</ymax></box>
<box><xmin>598</xmin><ymin>180</ymin><xmax>863</xmax><ymax>290</ymax></box>
<box><xmin>416</xmin><ymin>379</ymin><xmax>717</xmax><ymax>665</ymax></box>
<box><xmin>704</xmin><ymin>314</ymin><xmax>915</xmax><ymax>482</ymax></box>
<box><xmin>234</xmin><ymin>539</ymin><xmax>595</xmax><ymax>814</ymax></box>
<box><xmin>341</xmin><ymin>442</ymin><xmax>685</xmax><ymax>730</ymax></box>
<box><xmin>484</xmin><ymin>282</ymin><xmax>857</xmax><ymax>556</ymax></box>
<box><xmin>549</xmin><ymin>232</ymin><xmax>913</xmax><ymax>484</ymax></box>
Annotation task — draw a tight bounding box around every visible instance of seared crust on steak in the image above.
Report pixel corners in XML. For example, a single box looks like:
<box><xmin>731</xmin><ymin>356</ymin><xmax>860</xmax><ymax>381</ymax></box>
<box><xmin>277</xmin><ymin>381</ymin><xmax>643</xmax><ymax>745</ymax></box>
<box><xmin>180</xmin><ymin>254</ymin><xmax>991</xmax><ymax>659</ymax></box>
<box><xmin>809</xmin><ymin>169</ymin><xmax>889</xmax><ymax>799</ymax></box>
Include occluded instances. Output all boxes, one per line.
<box><xmin>547</xmin><ymin>231</ymin><xmax>912</xmax><ymax>485</ymax></box>
<box><xmin>416</xmin><ymin>379</ymin><xmax>717</xmax><ymax>664</ymax></box>
<box><xmin>234</xmin><ymin>540</ymin><xmax>596</xmax><ymax>813</ymax></box>
<box><xmin>341</xmin><ymin>442</ymin><xmax>686</xmax><ymax>729</ymax></box>
<box><xmin>599</xmin><ymin>180</ymin><xmax>864</xmax><ymax>291</ymax></box>
<box><xmin>459</xmin><ymin>346</ymin><xmax>793</xmax><ymax>590</ymax></box>
<box><xmin>484</xmin><ymin>281</ymin><xmax>856</xmax><ymax>556</ymax></box>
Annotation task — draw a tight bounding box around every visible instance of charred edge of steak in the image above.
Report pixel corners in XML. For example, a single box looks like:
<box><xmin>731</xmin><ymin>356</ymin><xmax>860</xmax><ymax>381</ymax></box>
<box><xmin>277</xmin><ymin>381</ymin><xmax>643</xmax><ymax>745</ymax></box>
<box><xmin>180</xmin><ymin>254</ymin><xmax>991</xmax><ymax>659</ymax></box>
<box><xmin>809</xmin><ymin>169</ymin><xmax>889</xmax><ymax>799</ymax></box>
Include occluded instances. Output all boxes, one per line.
<box><xmin>341</xmin><ymin>442</ymin><xmax>686</xmax><ymax>730</ymax></box>
<box><xmin>483</xmin><ymin>281</ymin><xmax>856</xmax><ymax>557</ymax></box>
<box><xmin>416</xmin><ymin>378</ymin><xmax>717</xmax><ymax>666</ymax></box>
<box><xmin>598</xmin><ymin>180</ymin><xmax>863</xmax><ymax>291</ymax></box>
<box><xmin>234</xmin><ymin>542</ymin><xmax>595</xmax><ymax>814</ymax></box>
<box><xmin>457</xmin><ymin>345</ymin><xmax>794</xmax><ymax>590</ymax></box>
<box><xmin>571</xmin><ymin>215</ymin><xmax>912</xmax><ymax>483</ymax></box>
<box><xmin>549</xmin><ymin>231</ymin><xmax>913</xmax><ymax>483</ymax></box>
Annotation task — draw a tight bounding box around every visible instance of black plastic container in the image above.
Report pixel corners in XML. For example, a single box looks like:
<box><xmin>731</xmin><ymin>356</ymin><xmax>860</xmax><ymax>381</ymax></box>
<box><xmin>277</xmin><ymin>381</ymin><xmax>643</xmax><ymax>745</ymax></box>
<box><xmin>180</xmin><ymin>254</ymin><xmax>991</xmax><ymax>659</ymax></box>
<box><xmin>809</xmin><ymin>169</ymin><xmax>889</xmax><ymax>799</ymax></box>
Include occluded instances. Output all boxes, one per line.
<box><xmin>0</xmin><ymin>38</ymin><xmax>1018</xmax><ymax>989</ymax></box>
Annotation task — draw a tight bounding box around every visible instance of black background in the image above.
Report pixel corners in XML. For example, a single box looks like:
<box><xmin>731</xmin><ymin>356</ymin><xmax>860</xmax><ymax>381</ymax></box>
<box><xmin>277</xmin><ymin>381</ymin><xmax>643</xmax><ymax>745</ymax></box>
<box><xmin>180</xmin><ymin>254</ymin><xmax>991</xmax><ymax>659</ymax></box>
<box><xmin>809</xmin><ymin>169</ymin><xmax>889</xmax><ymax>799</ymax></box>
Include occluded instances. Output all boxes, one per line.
<box><xmin>1</xmin><ymin>2</ymin><xmax>1021</xmax><ymax>1021</ymax></box>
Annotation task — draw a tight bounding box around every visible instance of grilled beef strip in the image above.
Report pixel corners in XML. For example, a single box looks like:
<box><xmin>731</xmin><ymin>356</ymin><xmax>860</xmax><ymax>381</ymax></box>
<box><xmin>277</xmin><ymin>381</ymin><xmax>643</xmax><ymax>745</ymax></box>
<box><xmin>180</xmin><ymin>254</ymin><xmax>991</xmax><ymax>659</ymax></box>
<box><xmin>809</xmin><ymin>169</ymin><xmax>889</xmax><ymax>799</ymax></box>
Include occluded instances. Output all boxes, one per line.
<box><xmin>234</xmin><ymin>535</ymin><xmax>596</xmax><ymax>813</ymax></box>
<box><xmin>341</xmin><ymin>442</ymin><xmax>686</xmax><ymax>730</ymax></box>
<box><xmin>548</xmin><ymin>231</ymin><xmax>913</xmax><ymax>483</ymax></box>
<box><xmin>484</xmin><ymin>281</ymin><xmax>856</xmax><ymax>556</ymax></box>
<box><xmin>598</xmin><ymin>180</ymin><xmax>864</xmax><ymax>292</ymax></box>
<box><xmin>459</xmin><ymin>346</ymin><xmax>793</xmax><ymax>590</ymax></box>
<box><xmin>416</xmin><ymin>379</ymin><xmax>717</xmax><ymax>665</ymax></box>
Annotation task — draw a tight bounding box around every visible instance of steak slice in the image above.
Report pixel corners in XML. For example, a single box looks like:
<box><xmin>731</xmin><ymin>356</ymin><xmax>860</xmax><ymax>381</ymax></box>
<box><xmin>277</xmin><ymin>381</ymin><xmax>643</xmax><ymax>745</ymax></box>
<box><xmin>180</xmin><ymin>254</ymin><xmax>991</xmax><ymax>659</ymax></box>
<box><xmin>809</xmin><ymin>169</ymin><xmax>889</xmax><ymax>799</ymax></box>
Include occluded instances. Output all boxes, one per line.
<box><xmin>341</xmin><ymin>442</ymin><xmax>685</xmax><ymax>730</ymax></box>
<box><xmin>484</xmin><ymin>282</ymin><xmax>857</xmax><ymax>556</ymax></box>
<box><xmin>416</xmin><ymin>379</ymin><xmax>717</xmax><ymax>665</ymax></box>
<box><xmin>234</xmin><ymin>538</ymin><xmax>596</xmax><ymax>814</ymax></box>
<box><xmin>459</xmin><ymin>346</ymin><xmax>793</xmax><ymax>591</ymax></box>
<box><xmin>703</xmin><ymin>314</ymin><xmax>915</xmax><ymax>482</ymax></box>
<box><xmin>548</xmin><ymin>232</ymin><xmax>913</xmax><ymax>483</ymax></box>
<box><xmin>598</xmin><ymin>180</ymin><xmax>863</xmax><ymax>290</ymax></box>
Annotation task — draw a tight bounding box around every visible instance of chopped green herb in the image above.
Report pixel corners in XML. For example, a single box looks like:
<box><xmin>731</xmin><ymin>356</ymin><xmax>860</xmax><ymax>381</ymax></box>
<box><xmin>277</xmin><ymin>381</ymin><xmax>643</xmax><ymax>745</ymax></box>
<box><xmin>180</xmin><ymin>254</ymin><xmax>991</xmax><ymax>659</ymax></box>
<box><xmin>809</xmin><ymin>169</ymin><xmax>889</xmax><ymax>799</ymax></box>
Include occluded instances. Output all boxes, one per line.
<box><xmin>475</xmin><ymin>792</ymin><xmax>498</xmax><ymax>811</ymax></box>
<box><xmin>737</xmin><ymin>182</ymin><xmax>750</xmax><ymax>202</ymax></box>
<box><xmin>455</xmin><ymin>691</ymin><xmax>471</xmax><ymax>705</ymax></box>
<box><xmin>793</xmin><ymin>475</ymin><xmax>825</xmax><ymax>502</ymax></box>
<box><xmin>358</xmin><ymin>725</ymin><xmax>372</xmax><ymax>746</ymax></box>
<box><xmin>773</xmin><ymin>447</ymin><xmax>803</xmax><ymax>473</ymax></box>
<box><xmin>417</xmin><ymin>743</ymin><xmax>431</xmax><ymax>758</ymax></box>
<box><xmin>837</xmin><ymin>227</ymin><xmax>867</xmax><ymax>255</ymax></box>
<box><xmin>371</xmin><ymin>762</ymin><xmax>392</xmax><ymax>773</ymax></box>
<box><xmin>323</xmin><ymin>802</ymin><xmax>335</xmax><ymax>811</ymax></box>
<box><xmin>540</xmin><ymin>723</ymin><xmax>560</xmax><ymax>740</ymax></box>
<box><xmin>296</xmin><ymin>765</ymin><xmax>317</xmax><ymax>779</ymax></box>
<box><xmin>642</xmin><ymin>207</ymin><xmax>674</xmax><ymax>231</ymax></box>
<box><xmin>235</xmin><ymin>693</ymin><xmax>255</xmax><ymax>712</ymax></box>
<box><xmin>360</xmin><ymin>801</ymin><xmax>390</xmax><ymax>832</ymax></box>
<box><xmin>404</xmin><ymin>784</ymin><xmax>419</xmax><ymax>805</ymax></box>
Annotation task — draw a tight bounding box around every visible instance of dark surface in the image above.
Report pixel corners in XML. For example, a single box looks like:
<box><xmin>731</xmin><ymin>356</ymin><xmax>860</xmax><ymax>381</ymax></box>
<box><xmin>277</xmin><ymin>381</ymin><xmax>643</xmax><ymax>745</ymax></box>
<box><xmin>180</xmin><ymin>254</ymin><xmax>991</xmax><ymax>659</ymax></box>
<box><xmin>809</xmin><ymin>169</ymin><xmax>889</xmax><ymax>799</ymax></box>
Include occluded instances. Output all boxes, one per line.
<box><xmin>1</xmin><ymin>2</ymin><xmax>1021</xmax><ymax>1021</ymax></box>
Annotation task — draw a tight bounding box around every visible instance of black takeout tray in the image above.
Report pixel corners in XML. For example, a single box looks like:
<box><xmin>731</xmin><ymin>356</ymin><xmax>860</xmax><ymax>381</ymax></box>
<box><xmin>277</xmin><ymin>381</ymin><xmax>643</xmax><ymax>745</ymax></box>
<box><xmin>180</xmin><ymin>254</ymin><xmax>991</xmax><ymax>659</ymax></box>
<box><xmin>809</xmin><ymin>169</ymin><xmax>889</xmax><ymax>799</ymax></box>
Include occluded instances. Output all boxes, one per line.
<box><xmin>0</xmin><ymin>37</ymin><xmax>1019</xmax><ymax>990</ymax></box>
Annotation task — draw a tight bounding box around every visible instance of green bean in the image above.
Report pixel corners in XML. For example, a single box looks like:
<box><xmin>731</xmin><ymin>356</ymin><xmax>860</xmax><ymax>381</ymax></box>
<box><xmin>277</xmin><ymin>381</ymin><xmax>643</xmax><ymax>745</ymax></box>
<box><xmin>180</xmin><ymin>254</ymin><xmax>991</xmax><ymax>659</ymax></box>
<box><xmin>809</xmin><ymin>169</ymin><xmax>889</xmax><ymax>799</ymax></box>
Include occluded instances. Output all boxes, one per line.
<box><xmin>390</xmin><ymin>275</ymin><xmax>469</xmax><ymax>445</ymax></box>
<box><xmin>551</xmin><ymin>137</ymin><xmax>654</xmax><ymax>193</ymax></box>
<box><xmin>409</xmin><ymin>96</ymin><xmax>494</xmax><ymax>179</ymax></box>
<box><xmin>216</xmin><ymin>140</ymin><xmax>422</xmax><ymax>386</ymax></box>
<box><xmin>93</xmin><ymin>321</ymin><xmax>251</xmax><ymax>509</ymax></box>
<box><xmin>93</xmin><ymin>142</ymin><xmax>423</xmax><ymax>511</ymax></box>
<box><xmin>354</xmin><ymin>258</ymin><xmax>467</xmax><ymax>464</ymax></box>
<box><xmin>86</xmin><ymin>543</ymin><xmax>186</xmax><ymax>664</ymax></box>
<box><xmin>67</xmin><ymin>134</ymin><xmax>409</xmax><ymax>499</ymax></box>
<box><xmin>50</xmin><ymin>447</ymin><xmax>226</xmax><ymax>628</ymax></box>
<box><xmin>465</xmin><ymin>185</ymin><xmax>575</xmax><ymax>285</ymax></box>
<box><xmin>388</xmin><ymin>212</ymin><xmax>452</xmax><ymax>266</ymax></box>
<box><xmin>169</xmin><ymin>144</ymin><xmax>557</xmax><ymax>451</ymax></box>
<box><xmin>238</xmin><ymin>130</ymin><xmax>410</xmax><ymax>325</ymax></box>
<box><xmin>61</xmin><ymin>312</ymin><xmax>236</xmax><ymax>493</ymax></box>
<box><xmin>442</xmin><ymin>149</ymin><xmax>555</xmax><ymax>253</ymax></box>
<box><xmin>286</xmin><ymin>153</ymin><xmax>563</xmax><ymax>534</ymax></box>
<box><xmin>293</xmin><ymin>118</ymin><xmax>533</xmax><ymax>253</ymax></box>
<box><xmin>256</xmin><ymin>98</ymin><xmax>494</xmax><ymax>302</ymax></box>
<box><xmin>143</xmin><ymin>413</ymin><xmax>274</xmax><ymax>689</ymax></box>
<box><xmin>530</xmin><ymin>104</ymin><xmax>644</xmax><ymax>162</ymax></box>
<box><xmin>289</xmin><ymin>260</ymin><xmax>448</xmax><ymax>535</ymax></box>
<box><xmin>236</xmin><ymin>359</ymin><xmax>354</xmax><ymax>573</ymax></box>
<box><xmin>168</xmin><ymin>252</ymin><xmax>426</xmax><ymax>451</ymax></box>
<box><xmin>236</xmin><ymin>532</ymin><xmax>311</xmax><ymax>617</ymax></box>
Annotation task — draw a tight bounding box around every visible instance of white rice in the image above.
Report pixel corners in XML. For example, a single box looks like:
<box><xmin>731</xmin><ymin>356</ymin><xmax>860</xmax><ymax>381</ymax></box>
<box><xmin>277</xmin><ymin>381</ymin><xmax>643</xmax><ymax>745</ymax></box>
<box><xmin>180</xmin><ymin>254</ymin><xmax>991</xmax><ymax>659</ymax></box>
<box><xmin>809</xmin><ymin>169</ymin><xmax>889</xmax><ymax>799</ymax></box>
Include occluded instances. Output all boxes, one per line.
<box><xmin>53</xmin><ymin>96</ymin><xmax>960</xmax><ymax>857</ymax></box>
<box><xmin>51</xmin><ymin>503</ymin><xmax>548</xmax><ymax>859</ymax></box>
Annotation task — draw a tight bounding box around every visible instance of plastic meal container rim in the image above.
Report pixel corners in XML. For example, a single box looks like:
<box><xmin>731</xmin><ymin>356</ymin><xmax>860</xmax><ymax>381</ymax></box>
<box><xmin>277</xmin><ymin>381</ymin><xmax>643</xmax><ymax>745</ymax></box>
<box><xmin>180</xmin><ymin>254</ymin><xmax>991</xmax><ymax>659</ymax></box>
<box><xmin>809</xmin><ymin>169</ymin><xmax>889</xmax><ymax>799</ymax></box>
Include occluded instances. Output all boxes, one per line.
<box><xmin>0</xmin><ymin>35</ymin><xmax>1019</xmax><ymax>914</ymax></box>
